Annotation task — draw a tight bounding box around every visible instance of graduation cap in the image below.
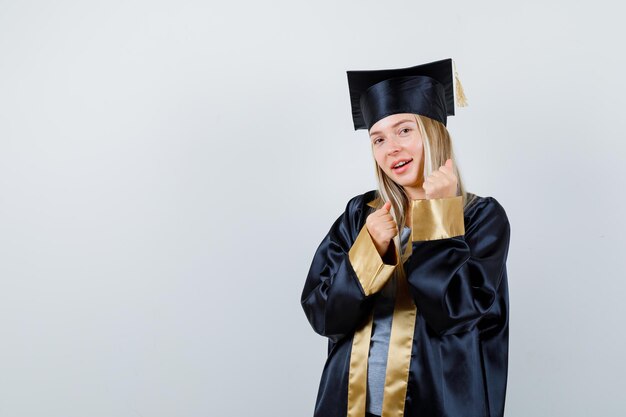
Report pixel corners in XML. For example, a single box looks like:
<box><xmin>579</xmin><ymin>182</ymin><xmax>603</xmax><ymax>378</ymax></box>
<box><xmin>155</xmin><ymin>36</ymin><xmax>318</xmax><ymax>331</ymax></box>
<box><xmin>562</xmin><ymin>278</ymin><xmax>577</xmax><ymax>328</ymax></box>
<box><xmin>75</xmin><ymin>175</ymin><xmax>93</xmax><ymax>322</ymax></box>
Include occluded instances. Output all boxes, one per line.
<box><xmin>346</xmin><ymin>58</ymin><xmax>468</xmax><ymax>131</ymax></box>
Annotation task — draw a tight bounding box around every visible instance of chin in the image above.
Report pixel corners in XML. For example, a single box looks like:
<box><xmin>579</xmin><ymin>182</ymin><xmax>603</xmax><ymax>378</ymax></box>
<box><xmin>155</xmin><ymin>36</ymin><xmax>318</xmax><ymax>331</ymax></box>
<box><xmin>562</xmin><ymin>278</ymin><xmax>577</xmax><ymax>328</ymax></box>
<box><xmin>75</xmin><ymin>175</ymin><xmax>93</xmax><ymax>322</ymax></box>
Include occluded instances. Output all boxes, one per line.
<box><xmin>387</xmin><ymin>169</ymin><xmax>418</xmax><ymax>186</ymax></box>
<box><xmin>398</xmin><ymin>175</ymin><xmax>419</xmax><ymax>186</ymax></box>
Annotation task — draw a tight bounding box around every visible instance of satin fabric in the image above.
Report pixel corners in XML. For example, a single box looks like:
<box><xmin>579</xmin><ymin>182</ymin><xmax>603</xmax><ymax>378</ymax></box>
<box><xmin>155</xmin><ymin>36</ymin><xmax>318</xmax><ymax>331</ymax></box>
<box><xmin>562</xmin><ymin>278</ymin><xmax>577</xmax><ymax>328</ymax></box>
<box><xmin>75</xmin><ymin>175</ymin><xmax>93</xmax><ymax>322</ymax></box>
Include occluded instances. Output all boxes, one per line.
<box><xmin>346</xmin><ymin>58</ymin><xmax>455</xmax><ymax>130</ymax></box>
<box><xmin>360</xmin><ymin>76</ymin><xmax>448</xmax><ymax>129</ymax></box>
<box><xmin>300</xmin><ymin>189</ymin><xmax>511</xmax><ymax>417</ymax></box>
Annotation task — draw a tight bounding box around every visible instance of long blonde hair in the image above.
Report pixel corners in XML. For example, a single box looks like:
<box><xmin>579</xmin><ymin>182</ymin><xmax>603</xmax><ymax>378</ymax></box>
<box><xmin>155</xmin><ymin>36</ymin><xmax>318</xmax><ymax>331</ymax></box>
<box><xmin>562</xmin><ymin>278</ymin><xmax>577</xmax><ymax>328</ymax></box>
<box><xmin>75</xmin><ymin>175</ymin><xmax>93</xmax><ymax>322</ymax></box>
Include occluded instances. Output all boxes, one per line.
<box><xmin>370</xmin><ymin>114</ymin><xmax>477</xmax><ymax>268</ymax></box>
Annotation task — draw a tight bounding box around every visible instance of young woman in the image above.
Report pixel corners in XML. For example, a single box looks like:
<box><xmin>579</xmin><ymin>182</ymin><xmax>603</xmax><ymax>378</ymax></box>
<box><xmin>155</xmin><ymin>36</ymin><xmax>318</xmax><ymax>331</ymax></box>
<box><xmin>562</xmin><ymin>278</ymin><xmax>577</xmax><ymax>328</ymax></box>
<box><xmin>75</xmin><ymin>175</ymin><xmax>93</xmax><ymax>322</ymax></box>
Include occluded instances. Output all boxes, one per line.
<box><xmin>300</xmin><ymin>58</ymin><xmax>511</xmax><ymax>417</ymax></box>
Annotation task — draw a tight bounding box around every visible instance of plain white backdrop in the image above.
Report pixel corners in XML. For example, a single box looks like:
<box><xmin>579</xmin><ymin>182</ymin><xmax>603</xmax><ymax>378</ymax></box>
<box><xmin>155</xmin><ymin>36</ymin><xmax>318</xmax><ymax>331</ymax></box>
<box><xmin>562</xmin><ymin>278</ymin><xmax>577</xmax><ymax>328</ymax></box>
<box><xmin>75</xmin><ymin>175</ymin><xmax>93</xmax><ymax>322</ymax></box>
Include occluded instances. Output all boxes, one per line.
<box><xmin>1</xmin><ymin>1</ymin><xmax>625</xmax><ymax>416</ymax></box>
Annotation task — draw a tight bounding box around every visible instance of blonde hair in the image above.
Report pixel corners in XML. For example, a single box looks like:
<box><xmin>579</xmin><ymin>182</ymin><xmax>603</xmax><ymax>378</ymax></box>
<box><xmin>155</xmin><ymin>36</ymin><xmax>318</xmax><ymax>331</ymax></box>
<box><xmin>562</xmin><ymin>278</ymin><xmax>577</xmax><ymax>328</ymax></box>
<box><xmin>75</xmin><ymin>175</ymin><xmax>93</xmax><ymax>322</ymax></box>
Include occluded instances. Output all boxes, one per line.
<box><xmin>370</xmin><ymin>114</ymin><xmax>477</xmax><ymax>270</ymax></box>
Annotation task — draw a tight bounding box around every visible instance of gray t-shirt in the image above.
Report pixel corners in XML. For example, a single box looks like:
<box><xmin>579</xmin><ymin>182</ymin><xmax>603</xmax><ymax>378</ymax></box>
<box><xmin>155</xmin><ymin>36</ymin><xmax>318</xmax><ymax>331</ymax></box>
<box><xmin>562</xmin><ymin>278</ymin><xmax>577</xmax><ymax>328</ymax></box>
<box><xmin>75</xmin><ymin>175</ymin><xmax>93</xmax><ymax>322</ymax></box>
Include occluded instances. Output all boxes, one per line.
<box><xmin>366</xmin><ymin>225</ymin><xmax>412</xmax><ymax>416</ymax></box>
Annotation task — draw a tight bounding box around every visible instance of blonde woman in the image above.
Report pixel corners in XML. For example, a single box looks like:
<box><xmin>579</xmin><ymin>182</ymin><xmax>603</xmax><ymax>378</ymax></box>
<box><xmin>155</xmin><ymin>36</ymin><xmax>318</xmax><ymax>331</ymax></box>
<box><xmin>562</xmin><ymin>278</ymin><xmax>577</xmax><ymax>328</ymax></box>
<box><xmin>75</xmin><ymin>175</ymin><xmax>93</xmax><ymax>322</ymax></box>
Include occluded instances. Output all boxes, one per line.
<box><xmin>301</xmin><ymin>58</ymin><xmax>511</xmax><ymax>417</ymax></box>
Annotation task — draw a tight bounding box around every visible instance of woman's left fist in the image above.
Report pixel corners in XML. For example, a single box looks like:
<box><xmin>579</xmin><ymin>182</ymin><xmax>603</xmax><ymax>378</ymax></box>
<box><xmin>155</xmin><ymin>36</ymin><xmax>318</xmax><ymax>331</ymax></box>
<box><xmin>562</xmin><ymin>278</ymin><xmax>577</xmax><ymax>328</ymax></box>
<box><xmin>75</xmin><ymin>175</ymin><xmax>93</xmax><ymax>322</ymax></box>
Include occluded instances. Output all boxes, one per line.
<box><xmin>422</xmin><ymin>158</ymin><xmax>458</xmax><ymax>199</ymax></box>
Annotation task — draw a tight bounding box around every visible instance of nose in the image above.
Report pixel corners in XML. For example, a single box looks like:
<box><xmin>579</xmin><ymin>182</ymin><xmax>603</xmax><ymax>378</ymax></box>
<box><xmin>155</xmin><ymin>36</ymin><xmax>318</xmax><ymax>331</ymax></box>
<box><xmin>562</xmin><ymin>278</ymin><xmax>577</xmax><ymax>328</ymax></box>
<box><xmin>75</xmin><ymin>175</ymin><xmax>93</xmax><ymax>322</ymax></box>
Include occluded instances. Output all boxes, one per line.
<box><xmin>386</xmin><ymin>136</ymin><xmax>401</xmax><ymax>155</ymax></box>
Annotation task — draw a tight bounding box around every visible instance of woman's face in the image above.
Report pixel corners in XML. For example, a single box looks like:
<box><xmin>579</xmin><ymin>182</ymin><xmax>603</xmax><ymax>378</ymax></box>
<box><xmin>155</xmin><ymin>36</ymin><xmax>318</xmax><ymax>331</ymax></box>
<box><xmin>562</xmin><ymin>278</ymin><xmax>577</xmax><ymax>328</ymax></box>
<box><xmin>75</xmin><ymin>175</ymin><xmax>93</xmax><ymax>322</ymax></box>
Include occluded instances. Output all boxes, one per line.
<box><xmin>369</xmin><ymin>113</ymin><xmax>424</xmax><ymax>191</ymax></box>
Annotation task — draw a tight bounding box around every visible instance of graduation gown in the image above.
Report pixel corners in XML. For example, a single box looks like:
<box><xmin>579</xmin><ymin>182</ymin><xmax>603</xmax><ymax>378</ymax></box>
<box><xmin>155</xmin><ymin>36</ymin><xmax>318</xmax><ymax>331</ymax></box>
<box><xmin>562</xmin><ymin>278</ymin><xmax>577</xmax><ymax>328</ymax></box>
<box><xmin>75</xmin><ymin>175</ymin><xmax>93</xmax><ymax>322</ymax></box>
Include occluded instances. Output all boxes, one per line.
<box><xmin>301</xmin><ymin>189</ymin><xmax>511</xmax><ymax>417</ymax></box>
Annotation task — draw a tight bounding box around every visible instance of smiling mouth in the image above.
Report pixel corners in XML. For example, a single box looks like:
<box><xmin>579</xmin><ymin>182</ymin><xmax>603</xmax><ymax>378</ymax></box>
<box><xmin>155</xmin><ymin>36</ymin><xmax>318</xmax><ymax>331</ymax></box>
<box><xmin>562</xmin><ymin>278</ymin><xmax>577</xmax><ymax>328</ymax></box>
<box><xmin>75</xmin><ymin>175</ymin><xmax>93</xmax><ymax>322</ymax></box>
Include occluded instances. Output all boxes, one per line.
<box><xmin>392</xmin><ymin>159</ymin><xmax>413</xmax><ymax>170</ymax></box>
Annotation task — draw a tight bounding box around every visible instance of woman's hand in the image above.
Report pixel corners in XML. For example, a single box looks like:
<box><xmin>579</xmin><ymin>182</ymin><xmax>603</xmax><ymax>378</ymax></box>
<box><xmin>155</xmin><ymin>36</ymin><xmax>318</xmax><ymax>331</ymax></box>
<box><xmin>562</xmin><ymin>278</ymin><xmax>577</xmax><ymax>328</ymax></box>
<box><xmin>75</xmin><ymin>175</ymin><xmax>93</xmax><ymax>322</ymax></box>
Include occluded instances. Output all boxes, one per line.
<box><xmin>423</xmin><ymin>158</ymin><xmax>459</xmax><ymax>199</ymax></box>
<box><xmin>365</xmin><ymin>201</ymin><xmax>398</xmax><ymax>258</ymax></box>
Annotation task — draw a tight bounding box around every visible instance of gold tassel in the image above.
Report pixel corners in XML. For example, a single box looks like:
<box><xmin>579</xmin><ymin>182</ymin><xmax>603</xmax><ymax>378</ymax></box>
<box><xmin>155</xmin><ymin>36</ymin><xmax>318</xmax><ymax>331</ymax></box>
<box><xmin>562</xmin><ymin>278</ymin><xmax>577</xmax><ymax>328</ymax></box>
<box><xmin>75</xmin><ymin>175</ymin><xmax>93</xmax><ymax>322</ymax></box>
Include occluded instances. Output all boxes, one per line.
<box><xmin>453</xmin><ymin>60</ymin><xmax>468</xmax><ymax>107</ymax></box>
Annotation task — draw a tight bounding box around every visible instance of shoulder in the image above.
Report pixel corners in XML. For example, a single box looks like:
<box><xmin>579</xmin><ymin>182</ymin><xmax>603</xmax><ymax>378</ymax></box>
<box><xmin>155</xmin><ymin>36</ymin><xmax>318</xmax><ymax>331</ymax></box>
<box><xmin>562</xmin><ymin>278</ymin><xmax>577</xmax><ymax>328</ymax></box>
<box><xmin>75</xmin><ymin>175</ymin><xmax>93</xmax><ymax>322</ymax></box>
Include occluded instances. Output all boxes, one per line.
<box><xmin>343</xmin><ymin>189</ymin><xmax>378</xmax><ymax>212</ymax></box>
<box><xmin>464</xmin><ymin>192</ymin><xmax>510</xmax><ymax>236</ymax></box>
<box><xmin>338</xmin><ymin>189</ymin><xmax>378</xmax><ymax>231</ymax></box>
<box><xmin>465</xmin><ymin>192</ymin><xmax>508</xmax><ymax>218</ymax></box>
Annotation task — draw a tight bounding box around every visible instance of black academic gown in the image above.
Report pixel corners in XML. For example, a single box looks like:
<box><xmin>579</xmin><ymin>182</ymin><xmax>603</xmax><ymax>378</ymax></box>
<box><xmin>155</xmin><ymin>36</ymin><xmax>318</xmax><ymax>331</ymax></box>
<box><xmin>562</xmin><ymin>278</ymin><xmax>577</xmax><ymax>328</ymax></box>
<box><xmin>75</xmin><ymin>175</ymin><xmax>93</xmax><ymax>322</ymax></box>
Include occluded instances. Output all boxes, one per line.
<box><xmin>301</xmin><ymin>189</ymin><xmax>511</xmax><ymax>417</ymax></box>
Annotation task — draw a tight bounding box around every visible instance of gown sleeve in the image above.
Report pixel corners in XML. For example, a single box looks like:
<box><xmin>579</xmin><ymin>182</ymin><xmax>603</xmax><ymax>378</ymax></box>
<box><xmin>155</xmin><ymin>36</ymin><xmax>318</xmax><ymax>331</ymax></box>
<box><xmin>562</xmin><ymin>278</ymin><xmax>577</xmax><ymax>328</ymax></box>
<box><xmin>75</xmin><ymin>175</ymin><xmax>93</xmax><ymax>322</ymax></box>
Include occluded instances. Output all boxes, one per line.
<box><xmin>404</xmin><ymin>195</ymin><xmax>511</xmax><ymax>336</ymax></box>
<box><xmin>301</xmin><ymin>194</ymin><xmax>400</xmax><ymax>343</ymax></box>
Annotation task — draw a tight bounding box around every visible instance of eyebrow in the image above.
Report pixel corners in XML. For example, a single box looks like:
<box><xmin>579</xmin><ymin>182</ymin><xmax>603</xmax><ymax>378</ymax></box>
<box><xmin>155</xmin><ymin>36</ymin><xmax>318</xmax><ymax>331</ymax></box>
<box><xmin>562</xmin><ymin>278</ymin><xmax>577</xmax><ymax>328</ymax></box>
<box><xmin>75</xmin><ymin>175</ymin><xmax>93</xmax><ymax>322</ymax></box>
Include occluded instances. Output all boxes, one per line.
<box><xmin>369</xmin><ymin>119</ymin><xmax>416</xmax><ymax>138</ymax></box>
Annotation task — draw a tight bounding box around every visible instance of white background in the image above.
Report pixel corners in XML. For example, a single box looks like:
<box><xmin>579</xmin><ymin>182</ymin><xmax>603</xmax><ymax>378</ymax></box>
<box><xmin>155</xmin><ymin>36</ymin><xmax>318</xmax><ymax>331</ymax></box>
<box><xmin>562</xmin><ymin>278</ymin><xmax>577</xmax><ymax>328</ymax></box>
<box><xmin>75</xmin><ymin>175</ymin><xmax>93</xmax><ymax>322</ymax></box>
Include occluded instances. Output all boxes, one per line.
<box><xmin>1</xmin><ymin>1</ymin><xmax>625</xmax><ymax>416</ymax></box>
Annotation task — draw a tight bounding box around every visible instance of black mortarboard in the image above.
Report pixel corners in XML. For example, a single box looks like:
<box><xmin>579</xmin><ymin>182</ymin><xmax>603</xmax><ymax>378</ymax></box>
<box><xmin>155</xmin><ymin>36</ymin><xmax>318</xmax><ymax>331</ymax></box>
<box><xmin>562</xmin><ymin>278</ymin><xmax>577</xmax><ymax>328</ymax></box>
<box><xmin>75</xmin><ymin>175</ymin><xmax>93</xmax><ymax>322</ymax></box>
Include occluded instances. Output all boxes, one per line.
<box><xmin>346</xmin><ymin>58</ymin><xmax>467</xmax><ymax>131</ymax></box>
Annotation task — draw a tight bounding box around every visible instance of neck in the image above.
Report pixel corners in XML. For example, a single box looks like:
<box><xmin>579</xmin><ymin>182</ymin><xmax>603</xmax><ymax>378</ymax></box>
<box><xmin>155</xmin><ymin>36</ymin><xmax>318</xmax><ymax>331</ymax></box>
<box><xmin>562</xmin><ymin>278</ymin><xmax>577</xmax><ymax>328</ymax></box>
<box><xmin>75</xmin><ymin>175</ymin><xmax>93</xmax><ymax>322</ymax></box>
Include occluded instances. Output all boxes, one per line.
<box><xmin>402</xmin><ymin>185</ymin><xmax>426</xmax><ymax>228</ymax></box>
<box><xmin>403</xmin><ymin>185</ymin><xmax>426</xmax><ymax>200</ymax></box>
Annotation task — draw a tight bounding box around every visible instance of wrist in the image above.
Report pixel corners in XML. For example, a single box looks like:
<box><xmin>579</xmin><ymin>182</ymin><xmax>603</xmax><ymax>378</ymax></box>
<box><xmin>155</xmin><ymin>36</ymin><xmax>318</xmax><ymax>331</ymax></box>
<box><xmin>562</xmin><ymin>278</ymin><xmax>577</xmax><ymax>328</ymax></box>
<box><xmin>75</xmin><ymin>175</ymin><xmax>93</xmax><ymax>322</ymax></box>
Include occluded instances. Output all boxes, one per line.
<box><xmin>382</xmin><ymin>240</ymin><xmax>397</xmax><ymax>265</ymax></box>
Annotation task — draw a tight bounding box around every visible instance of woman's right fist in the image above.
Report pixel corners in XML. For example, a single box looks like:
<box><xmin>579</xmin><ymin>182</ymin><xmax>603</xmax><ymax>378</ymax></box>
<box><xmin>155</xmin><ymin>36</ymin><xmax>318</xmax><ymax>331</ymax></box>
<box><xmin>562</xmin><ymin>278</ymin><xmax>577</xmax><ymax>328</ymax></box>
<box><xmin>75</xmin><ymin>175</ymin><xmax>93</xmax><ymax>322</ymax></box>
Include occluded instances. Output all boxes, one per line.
<box><xmin>365</xmin><ymin>201</ymin><xmax>398</xmax><ymax>258</ymax></box>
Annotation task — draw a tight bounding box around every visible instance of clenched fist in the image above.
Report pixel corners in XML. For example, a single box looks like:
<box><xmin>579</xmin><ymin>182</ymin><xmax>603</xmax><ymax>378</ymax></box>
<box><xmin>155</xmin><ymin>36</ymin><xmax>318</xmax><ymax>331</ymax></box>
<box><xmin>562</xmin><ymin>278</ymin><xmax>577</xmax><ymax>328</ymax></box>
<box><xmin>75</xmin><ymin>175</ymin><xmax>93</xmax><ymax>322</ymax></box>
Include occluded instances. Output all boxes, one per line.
<box><xmin>365</xmin><ymin>200</ymin><xmax>398</xmax><ymax>259</ymax></box>
<box><xmin>422</xmin><ymin>158</ymin><xmax>459</xmax><ymax>199</ymax></box>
